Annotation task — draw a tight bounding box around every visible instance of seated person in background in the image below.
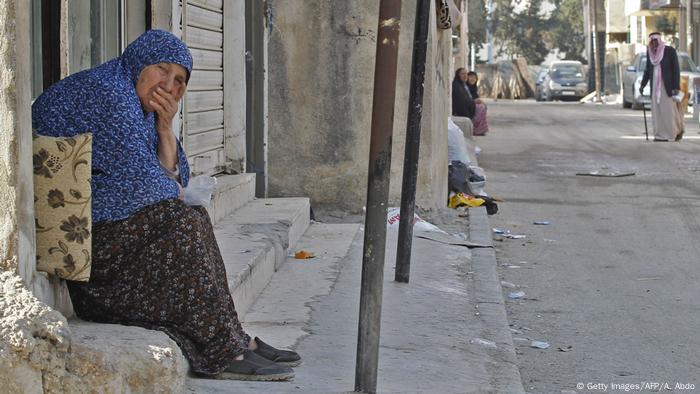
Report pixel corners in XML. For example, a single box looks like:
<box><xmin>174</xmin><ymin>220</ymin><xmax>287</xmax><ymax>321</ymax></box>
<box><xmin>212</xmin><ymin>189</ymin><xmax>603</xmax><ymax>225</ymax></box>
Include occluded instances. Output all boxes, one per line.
<box><xmin>32</xmin><ymin>30</ymin><xmax>299</xmax><ymax>382</ymax></box>
<box><xmin>466</xmin><ymin>71</ymin><xmax>489</xmax><ymax>136</ymax></box>
<box><xmin>452</xmin><ymin>67</ymin><xmax>476</xmax><ymax>119</ymax></box>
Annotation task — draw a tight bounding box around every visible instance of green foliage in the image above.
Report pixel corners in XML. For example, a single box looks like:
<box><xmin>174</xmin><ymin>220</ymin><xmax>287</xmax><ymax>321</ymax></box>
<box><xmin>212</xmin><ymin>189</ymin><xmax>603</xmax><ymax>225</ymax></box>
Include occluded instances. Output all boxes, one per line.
<box><xmin>548</xmin><ymin>0</ymin><xmax>586</xmax><ymax>62</ymax></box>
<box><xmin>492</xmin><ymin>0</ymin><xmax>551</xmax><ymax>65</ymax></box>
<box><xmin>468</xmin><ymin>0</ymin><xmax>488</xmax><ymax>54</ymax></box>
<box><xmin>477</xmin><ymin>0</ymin><xmax>585</xmax><ymax>64</ymax></box>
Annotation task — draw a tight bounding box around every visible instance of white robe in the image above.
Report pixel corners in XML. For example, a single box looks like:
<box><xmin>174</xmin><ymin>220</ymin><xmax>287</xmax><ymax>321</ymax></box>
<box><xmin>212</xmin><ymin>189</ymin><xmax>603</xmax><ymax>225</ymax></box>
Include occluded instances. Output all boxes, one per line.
<box><xmin>651</xmin><ymin>64</ymin><xmax>683</xmax><ymax>141</ymax></box>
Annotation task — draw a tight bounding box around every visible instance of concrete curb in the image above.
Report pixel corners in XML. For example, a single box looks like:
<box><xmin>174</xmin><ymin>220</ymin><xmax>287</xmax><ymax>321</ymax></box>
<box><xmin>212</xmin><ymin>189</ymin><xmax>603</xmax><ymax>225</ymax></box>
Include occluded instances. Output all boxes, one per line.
<box><xmin>468</xmin><ymin>206</ymin><xmax>526</xmax><ymax>394</ymax></box>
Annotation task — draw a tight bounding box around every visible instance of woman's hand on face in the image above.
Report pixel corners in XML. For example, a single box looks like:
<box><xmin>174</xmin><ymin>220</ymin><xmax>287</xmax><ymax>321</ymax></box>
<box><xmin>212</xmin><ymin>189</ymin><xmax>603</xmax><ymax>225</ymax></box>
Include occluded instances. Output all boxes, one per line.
<box><xmin>151</xmin><ymin>87</ymin><xmax>178</xmax><ymax>134</ymax></box>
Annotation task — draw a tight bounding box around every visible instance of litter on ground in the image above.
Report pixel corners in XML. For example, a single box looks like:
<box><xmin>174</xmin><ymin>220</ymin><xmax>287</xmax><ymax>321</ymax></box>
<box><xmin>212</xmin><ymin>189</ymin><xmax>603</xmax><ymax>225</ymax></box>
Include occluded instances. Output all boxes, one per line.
<box><xmin>415</xmin><ymin>232</ymin><xmax>491</xmax><ymax>248</ymax></box>
<box><xmin>501</xmin><ymin>281</ymin><xmax>517</xmax><ymax>288</ymax></box>
<box><xmin>508</xmin><ymin>291</ymin><xmax>526</xmax><ymax>299</ymax></box>
<box><xmin>294</xmin><ymin>250</ymin><xmax>315</xmax><ymax>259</ymax></box>
<box><xmin>576</xmin><ymin>169</ymin><xmax>636</xmax><ymax>177</ymax></box>
<box><xmin>531</xmin><ymin>341</ymin><xmax>550</xmax><ymax>349</ymax></box>
<box><xmin>470</xmin><ymin>338</ymin><xmax>498</xmax><ymax>349</ymax></box>
<box><xmin>448</xmin><ymin>192</ymin><xmax>485</xmax><ymax>209</ymax></box>
<box><xmin>385</xmin><ymin>207</ymin><xmax>445</xmax><ymax>233</ymax></box>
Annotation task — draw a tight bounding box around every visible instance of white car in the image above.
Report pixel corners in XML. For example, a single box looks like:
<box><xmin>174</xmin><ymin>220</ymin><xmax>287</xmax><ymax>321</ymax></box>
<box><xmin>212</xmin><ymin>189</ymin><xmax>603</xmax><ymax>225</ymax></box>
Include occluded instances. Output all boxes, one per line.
<box><xmin>622</xmin><ymin>52</ymin><xmax>700</xmax><ymax>109</ymax></box>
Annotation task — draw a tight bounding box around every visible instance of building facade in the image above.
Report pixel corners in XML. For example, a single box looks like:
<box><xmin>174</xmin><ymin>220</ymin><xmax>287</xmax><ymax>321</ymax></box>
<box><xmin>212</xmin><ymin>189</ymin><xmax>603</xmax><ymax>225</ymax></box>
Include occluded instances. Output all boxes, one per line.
<box><xmin>2</xmin><ymin>0</ymin><xmax>453</xmax><ymax>337</ymax></box>
<box><xmin>265</xmin><ymin>0</ymin><xmax>451</xmax><ymax>213</ymax></box>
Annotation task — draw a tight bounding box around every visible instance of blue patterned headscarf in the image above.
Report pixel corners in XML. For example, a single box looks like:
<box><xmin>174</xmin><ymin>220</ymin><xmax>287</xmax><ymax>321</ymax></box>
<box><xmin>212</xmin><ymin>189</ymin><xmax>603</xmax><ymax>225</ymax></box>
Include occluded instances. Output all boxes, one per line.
<box><xmin>33</xmin><ymin>30</ymin><xmax>194</xmax><ymax>223</ymax></box>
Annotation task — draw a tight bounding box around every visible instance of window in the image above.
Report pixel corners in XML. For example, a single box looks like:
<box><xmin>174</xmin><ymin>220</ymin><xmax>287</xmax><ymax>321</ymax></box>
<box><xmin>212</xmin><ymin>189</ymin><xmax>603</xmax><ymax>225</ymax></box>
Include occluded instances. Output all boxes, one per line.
<box><xmin>31</xmin><ymin>0</ymin><xmax>61</xmax><ymax>99</ymax></box>
<box><xmin>31</xmin><ymin>0</ymin><xmax>125</xmax><ymax>99</ymax></box>
<box><xmin>551</xmin><ymin>64</ymin><xmax>584</xmax><ymax>79</ymax></box>
<box><xmin>91</xmin><ymin>0</ymin><xmax>124</xmax><ymax>66</ymax></box>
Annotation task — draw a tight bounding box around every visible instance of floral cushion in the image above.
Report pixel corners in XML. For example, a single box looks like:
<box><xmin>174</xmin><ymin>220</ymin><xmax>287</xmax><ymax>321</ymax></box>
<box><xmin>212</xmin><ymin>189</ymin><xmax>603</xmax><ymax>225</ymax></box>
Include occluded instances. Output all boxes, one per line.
<box><xmin>33</xmin><ymin>132</ymin><xmax>92</xmax><ymax>281</ymax></box>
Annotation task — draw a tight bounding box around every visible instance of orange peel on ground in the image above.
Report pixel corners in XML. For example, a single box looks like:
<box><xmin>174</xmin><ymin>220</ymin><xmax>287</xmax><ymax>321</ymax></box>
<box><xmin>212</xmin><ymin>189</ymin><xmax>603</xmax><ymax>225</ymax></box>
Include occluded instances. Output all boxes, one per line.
<box><xmin>294</xmin><ymin>250</ymin><xmax>316</xmax><ymax>259</ymax></box>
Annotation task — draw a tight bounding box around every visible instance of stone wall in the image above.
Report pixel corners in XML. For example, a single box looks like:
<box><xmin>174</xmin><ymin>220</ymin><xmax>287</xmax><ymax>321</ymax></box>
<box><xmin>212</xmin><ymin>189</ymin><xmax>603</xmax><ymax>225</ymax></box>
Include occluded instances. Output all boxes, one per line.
<box><xmin>1</xmin><ymin>0</ymin><xmax>73</xmax><ymax>317</ymax></box>
<box><xmin>1</xmin><ymin>270</ymin><xmax>187</xmax><ymax>393</ymax></box>
<box><xmin>1</xmin><ymin>2</ymin><xmax>72</xmax><ymax>391</ymax></box>
<box><xmin>266</xmin><ymin>0</ymin><xmax>449</xmax><ymax>212</ymax></box>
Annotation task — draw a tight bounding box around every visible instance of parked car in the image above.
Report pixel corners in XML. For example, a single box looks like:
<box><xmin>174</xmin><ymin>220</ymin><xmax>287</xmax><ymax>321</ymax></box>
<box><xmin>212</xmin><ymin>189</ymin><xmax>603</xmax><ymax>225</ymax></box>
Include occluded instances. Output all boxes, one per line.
<box><xmin>534</xmin><ymin>65</ymin><xmax>549</xmax><ymax>101</ymax></box>
<box><xmin>622</xmin><ymin>51</ymin><xmax>700</xmax><ymax>109</ymax></box>
<box><xmin>541</xmin><ymin>61</ymin><xmax>588</xmax><ymax>101</ymax></box>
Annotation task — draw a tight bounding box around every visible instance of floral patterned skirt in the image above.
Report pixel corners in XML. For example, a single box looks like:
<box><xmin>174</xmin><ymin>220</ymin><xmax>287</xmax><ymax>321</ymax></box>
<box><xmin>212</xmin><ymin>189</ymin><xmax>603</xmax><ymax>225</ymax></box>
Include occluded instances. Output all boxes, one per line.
<box><xmin>68</xmin><ymin>198</ymin><xmax>250</xmax><ymax>375</ymax></box>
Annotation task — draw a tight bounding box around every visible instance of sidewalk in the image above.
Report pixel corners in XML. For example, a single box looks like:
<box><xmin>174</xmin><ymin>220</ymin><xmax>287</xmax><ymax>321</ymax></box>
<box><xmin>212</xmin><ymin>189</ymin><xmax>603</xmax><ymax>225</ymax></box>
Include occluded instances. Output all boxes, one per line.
<box><xmin>187</xmin><ymin>207</ymin><xmax>524</xmax><ymax>393</ymax></box>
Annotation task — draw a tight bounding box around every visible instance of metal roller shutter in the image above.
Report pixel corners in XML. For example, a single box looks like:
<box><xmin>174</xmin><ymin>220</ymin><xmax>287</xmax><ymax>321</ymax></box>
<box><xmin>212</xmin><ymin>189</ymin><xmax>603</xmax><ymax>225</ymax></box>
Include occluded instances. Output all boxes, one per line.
<box><xmin>181</xmin><ymin>0</ymin><xmax>225</xmax><ymax>176</ymax></box>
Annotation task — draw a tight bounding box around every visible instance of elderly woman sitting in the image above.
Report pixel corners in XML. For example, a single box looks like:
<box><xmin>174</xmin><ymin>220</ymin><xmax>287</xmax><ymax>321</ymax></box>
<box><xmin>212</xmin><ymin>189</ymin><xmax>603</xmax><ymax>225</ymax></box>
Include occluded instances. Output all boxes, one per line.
<box><xmin>465</xmin><ymin>71</ymin><xmax>489</xmax><ymax>136</ymax></box>
<box><xmin>32</xmin><ymin>30</ymin><xmax>299</xmax><ymax>381</ymax></box>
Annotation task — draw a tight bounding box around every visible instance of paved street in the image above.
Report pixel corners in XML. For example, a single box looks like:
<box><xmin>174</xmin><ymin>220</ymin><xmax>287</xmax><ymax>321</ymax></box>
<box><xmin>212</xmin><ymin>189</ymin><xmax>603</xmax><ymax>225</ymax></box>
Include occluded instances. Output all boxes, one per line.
<box><xmin>479</xmin><ymin>100</ymin><xmax>700</xmax><ymax>394</ymax></box>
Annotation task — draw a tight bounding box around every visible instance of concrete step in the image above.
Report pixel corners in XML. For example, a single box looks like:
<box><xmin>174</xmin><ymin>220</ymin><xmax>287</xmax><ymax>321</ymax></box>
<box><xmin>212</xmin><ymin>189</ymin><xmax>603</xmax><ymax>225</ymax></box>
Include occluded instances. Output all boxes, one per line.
<box><xmin>60</xmin><ymin>196</ymin><xmax>310</xmax><ymax>392</ymax></box>
<box><xmin>187</xmin><ymin>222</ymin><xmax>361</xmax><ymax>392</ymax></box>
<box><xmin>214</xmin><ymin>197</ymin><xmax>310</xmax><ymax>319</ymax></box>
<box><xmin>66</xmin><ymin>319</ymin><xmax>189</xmax><ymax>392</ymax></box>
<box><xmin>207</xmin><ymin>173</ymin><xmax>256</xmax><ymax>224</ymax></box>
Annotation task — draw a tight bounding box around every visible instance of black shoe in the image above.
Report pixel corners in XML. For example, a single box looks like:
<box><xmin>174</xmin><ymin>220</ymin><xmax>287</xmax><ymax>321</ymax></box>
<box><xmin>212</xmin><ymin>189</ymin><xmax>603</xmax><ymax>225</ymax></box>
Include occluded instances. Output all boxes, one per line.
<box><xmin>253</xmin><ymin>337</ymin><xmax>302</xmax><ymax>367</ymax></box>
<box><xmin>216</xmin><ymin>350</ymin><xmax>294</xmax><ymax>381</ymax></box>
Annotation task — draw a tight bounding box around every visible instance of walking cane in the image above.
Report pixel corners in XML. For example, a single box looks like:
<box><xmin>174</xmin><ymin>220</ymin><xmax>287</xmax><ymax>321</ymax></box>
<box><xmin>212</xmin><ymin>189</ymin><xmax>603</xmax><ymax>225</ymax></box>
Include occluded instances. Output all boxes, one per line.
<box><xmin>642</xmin><ymin>104</ymin><xmax>649</xmax><ymax>141</ymax></box>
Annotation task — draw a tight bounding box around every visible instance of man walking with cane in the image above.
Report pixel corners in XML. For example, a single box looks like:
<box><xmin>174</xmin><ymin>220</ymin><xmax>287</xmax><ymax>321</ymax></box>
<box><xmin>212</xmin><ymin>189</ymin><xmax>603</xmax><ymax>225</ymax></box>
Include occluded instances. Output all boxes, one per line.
<box><xmin>639</xmin><ymin>32</ymin><xmax>683</xmax><ymax>142</ymax></box>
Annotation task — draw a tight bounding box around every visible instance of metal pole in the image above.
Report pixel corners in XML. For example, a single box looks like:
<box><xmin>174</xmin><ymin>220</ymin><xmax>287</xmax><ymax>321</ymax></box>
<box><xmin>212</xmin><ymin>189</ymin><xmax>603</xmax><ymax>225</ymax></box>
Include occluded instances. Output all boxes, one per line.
<box><xmin>355</xmin><ymin>1</ymin><xmax>401</xmax><ymax>392</ymax></box>
<box><xmin>688</xmin><ymin>0</ymin><xmax>693</xmax><ymax>56</ymax></box>
<box><xmin>586</xmin><ymin>0</ymin><xmax>594</xmax><ymax>93</ymax></box>
<box><xmin>395</xmin><ymin>0</ymin><xmax>430</xmax><ymax>284</ymax></box>
<box><xmin>486</xmin><ymin>0</ymin><xmax>494</xmax><ymax>64</ymax></box>
<box><xmin>471</xmin><ymin>43</ymin><xmax>476</xmax><ymax>71</ymax></box>
<box><xmin>592</xmin><ymin>0</ymin><xmax>602</xmax><ymax>102</ymax></box>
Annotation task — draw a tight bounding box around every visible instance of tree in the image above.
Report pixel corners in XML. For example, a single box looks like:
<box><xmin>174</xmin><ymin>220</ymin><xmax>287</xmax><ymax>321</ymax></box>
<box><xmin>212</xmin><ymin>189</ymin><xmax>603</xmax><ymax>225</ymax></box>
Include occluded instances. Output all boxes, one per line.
<box><xmin>468</xmin><ymin>0</ymin><xmax>488</xmax><ymax>55</ymax></box>
<box><xmin>548</xmin><ymin>0</ymin><xmax>586</xmax><ymax>62</ymax></box>
<box><xmin>512</xmin><ymin>0</ymin><xmax>550</xmax><ymax>64</ymax></box>
<box><xmin>492</xmin><ymin>0</ymin><xmax>550</xmax><ymax>65</ymax></box>
<box><xmin>473</xmin><ymin>0</ymin><xmax>585</xmax><ymax>65</ymax></box>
